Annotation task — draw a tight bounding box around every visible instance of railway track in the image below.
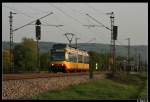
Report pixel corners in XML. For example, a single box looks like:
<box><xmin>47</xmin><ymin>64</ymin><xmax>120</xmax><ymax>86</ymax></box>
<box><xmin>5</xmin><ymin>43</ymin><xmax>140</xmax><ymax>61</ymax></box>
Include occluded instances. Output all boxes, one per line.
<box><xmin>3</xmin><ymin>71</ymin><xmax>103</xmax><ymax>81</ymax></box>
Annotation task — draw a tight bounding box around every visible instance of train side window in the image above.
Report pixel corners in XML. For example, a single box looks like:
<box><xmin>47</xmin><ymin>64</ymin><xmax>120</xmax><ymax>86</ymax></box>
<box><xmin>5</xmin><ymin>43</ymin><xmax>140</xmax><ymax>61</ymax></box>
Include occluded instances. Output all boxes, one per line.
<box><xmin>82</xmin><ymin>55</ymin><xmax>85</xmax><ymax>63</ymax></box>
<box><xmin>87</xmin><ymin>56</ymin><xmax>89</xmax><ymax>63</ymax></box>
<box><xmin>68</xmin><ymin>53</ymin><xmax>76</xmax><ymax>62</ymax></box>
<box><xmin>78</xmin><ymin>55</ymin><xmax>82</xmax><ymax>63</ymax></box>
<box><xmin>85</xmin><ymin>56</ymin><xmax>89</xmax><ymax>63</ymax></box>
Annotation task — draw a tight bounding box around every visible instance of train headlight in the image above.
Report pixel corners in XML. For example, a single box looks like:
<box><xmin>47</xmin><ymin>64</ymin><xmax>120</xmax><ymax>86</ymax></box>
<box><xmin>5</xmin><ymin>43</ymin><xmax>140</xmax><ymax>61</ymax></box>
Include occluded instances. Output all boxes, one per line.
<box><xmin>51</xmin><ymin>64</ymin><xmax>54</xmax><ymax>66</ymax></box>
<box><xmin>62</xmin><ymin>64</ymin><xmax>64</xmax><ymax>66</ymax></box>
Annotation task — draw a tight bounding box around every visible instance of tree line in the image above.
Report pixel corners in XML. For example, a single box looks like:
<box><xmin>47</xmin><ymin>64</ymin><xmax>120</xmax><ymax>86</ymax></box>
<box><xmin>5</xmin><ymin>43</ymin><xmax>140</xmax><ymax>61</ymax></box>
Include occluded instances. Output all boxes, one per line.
<box><xmin>3</xmin><ymin>38</ymin><xmax>49</xmax><ymax>73</ymax></box>
<box><xmin>2</xmin><ymin>37</ymin><xmax>147</xmax><ymax>73</ymax></box>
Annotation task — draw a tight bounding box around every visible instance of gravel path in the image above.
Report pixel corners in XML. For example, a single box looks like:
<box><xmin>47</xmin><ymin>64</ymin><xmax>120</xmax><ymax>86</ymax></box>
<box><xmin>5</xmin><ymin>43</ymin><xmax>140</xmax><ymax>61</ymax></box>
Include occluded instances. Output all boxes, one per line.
<box><xmin>2</xmin><ymin>73</ymin><xmax>106</xmax><ymax>100</ymax></box>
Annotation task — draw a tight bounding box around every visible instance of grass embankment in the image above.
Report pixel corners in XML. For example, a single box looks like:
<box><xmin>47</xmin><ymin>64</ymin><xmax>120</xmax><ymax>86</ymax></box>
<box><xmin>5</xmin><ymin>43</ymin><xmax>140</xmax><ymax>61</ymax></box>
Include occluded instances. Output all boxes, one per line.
<box><xmin>139</xmin><ymin>80</ymin><xmax>148</xmax><ymax>98</ymax></box>
<box><xmin>32</xmin><ymin>72</ymin><xmax>147</xmax><ymax>100</ymax></box>
<box><xmin>107</xmin><ymin>72</ymin><xmax>148</xmax><ymax>99</ymax></box>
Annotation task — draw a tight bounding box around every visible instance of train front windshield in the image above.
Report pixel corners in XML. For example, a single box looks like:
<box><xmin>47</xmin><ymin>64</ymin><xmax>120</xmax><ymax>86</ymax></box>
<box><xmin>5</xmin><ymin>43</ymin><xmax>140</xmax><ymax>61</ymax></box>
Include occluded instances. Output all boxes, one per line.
<box><xmin>51</xmin><ymin>52</ymin><xmax>65</xmax><ymax>61</ymax></box>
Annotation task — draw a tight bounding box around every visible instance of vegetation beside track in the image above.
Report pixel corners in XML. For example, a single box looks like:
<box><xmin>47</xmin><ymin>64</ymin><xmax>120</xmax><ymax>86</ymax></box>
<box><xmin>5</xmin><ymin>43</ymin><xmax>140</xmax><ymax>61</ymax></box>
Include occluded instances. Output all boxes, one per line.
<box><xmin>32</xmin><ymin>72</ymin><xmax>147</xmax><ymax>100</ymax></box>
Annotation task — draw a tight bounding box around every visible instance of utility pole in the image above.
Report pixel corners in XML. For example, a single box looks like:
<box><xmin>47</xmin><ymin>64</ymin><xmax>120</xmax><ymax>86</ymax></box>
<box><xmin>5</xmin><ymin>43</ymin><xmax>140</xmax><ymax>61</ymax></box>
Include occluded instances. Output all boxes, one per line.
<box><xmin>105</xmin><ymin>49</ymin><xmax>107</xmax><ymax>72</ymax></box>
<box><xmin>37</xmin><ymin>39</ymin><xmax>40</xmax><ymax>72</ymax></box>
<box><xmin>75</xmin><ymin>37</ymin><xmax>80</xmax><ymax>72</ymax></box>
<box><xmin>144</xmin><ymin>59</ymin><xmax>147</xmax><ymax>72</ymax></box>
<box><xmin>134</xmin><ymin>48</ymin><xmax>137</xmax><ymax>72</ymax></box>
<box><xmin>108</xmin><ymin>12</ymin><xmax>115</xmax><ymax>72</ymax></box>
<box><xmin>126</xmin><ymin>38</ymin><xmax>130</xmax><ymax>72</ymax></box>
<box><xmin>138</xmin><ymin>53</ymin><xmax>141</xmax><ymax>72</ymax></box>
<box><xmin>111</xmin><ymin>12</ymin><xmax>115</xmax><ymax>72</ymax></box>
<box><xmin>85</xmin><ymin>13</ymin><xmax>118</xmax><ymax>72</ymax></box>
<box><xmin>75</xmin><ymin>37</ymin><xmax>80</xmax><ymax>49</ymax></box>
<box><xmin>8</xmin><ymin>12</ymin><xmax>53</xmax><ymax>73</ymax></box>
<box><xmin>9</xmin><ymin>11</ymin><xmax>16</xmax><ymax>73</ymax></box>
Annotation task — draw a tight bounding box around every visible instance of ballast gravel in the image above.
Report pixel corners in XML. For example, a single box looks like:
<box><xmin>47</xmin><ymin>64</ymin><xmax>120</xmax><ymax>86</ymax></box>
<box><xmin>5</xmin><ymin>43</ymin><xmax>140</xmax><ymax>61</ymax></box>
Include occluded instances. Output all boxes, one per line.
<box><xmin>2</xmin><ymin>73</ymin><xmax>106</xmax><ymax>100</ymax></box>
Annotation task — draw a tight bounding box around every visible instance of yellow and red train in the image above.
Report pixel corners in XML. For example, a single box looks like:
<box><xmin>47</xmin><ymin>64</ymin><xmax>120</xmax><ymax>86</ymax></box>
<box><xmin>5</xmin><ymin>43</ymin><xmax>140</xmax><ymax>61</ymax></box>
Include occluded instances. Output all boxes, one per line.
<box><xmin>49</xmin><ymin>44</ymin><xmax>89</xmax><ymax>73</ymax></box>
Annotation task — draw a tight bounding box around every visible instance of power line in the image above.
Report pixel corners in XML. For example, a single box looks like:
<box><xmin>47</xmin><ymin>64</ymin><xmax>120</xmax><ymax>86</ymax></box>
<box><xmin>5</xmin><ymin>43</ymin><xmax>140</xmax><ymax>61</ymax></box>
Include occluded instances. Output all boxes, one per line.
<box><xmin>47</xmin><ymin>4</ymin><xmax>94</xmax><ymax>36</ymax></box>
<box><xmin>4</xmin><ymin>5</ymin><xmax>65</xmax><ymax>40</ymax></box>
<box><xmin>48</xmin><ymin>4</ymin><xmax>83</xmax><ymax>36</ymax></box>
<box><xmin>86</xmin><ymin>13</ymin><xmax>111</xmax><ymax>31</ymax></box>
<box><xmin>85</xmin><ymin>38</ymin><xmax>96</xmax><ymax>43</ymax></box>
<box><xmin>55</xmin><ymin>26</ymin><xmax>66</xmax><ymax>33</ymax></box>
<box><xmin>116</xmin><ymin>40</ymin><xmax>124</xmax><ymax>46</ymax></box>
<box><xmin>29</xmin><ymin>24</ymin><xmax>63</xmax><ymax>27</ymax></box>
<box><xmin>83</xmin><ymin>14</ymin><xmax>109</xmax><ymax>44</ymax></box>
<box><xmin>49</xmin><ymin>3</ymin><xmax>97</xmax><ymax>36</ymax></box>
<box><xmin>48</xmin><ymin>3</ymin><xmax>112</xmax><ymax>46</ymax></box>
<box><xmin>48</xmin><ymin>3</ymin><xmax>85</xmax><ymax>25</ymax></box>
<box><xmin>62</xmin><ymin>3</ymin><xmax>85</xmax><ymax>15</ymax></box>
<box><xmin>60</xmin><ymin>4</ymin><xmax>108</xmax><ymax>43</ymax></box>
<box><xmin>51</xmin><ymin>4</ymin><xmax>95</xmax><ymax>39</ymax></box>
<box><xmin>13</xmin><ymin>12</ymin><xmax>53</xmax><ymax>32</ymax></box>
<box><xmin>24</xmin><ymin>5</ymin><xmax>50</xmax><ymax>14</ymax></box>
<box><xmin>3</xmin><ymin>5</ymin><xmax>58</xmax><ymax>28</ymax></box>
<box><xmin>3</xmin><ymin>5</ymin><xmax>56</xmax><ymax>27</ymax></box>
<box><xmin>59</xmin><ymin>4</ymin><xmax>103</xmax><ymax>32</ymax></box>
<box><xmin>64</xmin><ymin>4</ymin><xmax>114</xmax><ymax>48</ymax></box>
<box><xmin>3</xmin><ymin>5</ymin><xmax>34</xmax><ymax>19</ymax></box>
<box><xmin>84</xmin><ymin>3</ymin><xmax>108</xmax><ymax>16</ymax></box>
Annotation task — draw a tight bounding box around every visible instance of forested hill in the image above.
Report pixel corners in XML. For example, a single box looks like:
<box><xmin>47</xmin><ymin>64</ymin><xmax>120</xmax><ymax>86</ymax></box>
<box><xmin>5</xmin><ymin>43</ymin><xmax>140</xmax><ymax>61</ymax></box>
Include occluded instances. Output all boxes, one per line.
<box><xmin>2</xmin><ymin>41</ymin><xmax>148</xmax><ymax>62</ymax></box>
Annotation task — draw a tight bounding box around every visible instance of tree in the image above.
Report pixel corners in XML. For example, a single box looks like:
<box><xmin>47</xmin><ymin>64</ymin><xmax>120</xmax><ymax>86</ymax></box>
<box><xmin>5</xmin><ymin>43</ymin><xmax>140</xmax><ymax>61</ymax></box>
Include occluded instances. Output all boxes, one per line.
<box><xmin>14</xmin><ymin>44</ymin><xmax>26</xmax><ymax>72</ymax></box>
<box><xmin>14</xmin><ymin>37</ymin><xmax>37</xmax><ymax>73</ymax></box>
<box><xmin>2</xmin><ymin>49</ymin><xmax>13</xmax><ymax>73</ymax></box>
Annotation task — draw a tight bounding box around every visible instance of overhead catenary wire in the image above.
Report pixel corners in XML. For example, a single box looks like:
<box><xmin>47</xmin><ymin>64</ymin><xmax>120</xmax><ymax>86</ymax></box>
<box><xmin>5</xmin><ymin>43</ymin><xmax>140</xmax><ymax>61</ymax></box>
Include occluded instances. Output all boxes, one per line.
<box><xmin>49</xmin><ymin>4</ymin><xmax>91</xmax><ymax>37</ymax></box>
<box><xmin>3</xmin><ymin>5</ymin><xmax>65</xmax><ymax>37</ymax></box>
<box><xmin>48</xmin><ymin>3</ymin><xmax>85</xmax><ymax>25</ymax></box>
<box><xmin>82</xmin><ymin>15</ymin><xmax>107</xmax><ymax>44</ymax></box>
<box><xmin>49</xmin><ymin>3</ymin><xmax>100</xmax><ymax>37</ymax></box>
<box><xmin>21</xmin><ymin>5</ymin><xmax>62</xmax><ymax>27</ymax></box>
<box><xmin>58</xmin><ymin>3</ymin><xmax>107</xmax><ymax>42</ymax></box>
<box><xmin>48</xmin><ymin>3</ymin><xmax>88</xmax><ymax>37</ymax></box>
<box><xmin>116</xmin><ymin>40</ymin><xmax>128</xmax><ymax>46</ymax></box>
<box><xmin>84</xmin><ymin>3</ymin><xmax>111</xmax><ymax>28</ymax></box>
<box><xmin>13</xmin><ymin>12</ymin><xmax>53</xmax><ymax>32</ymax></box>
<box><xmin>5</xmin><ymin>3</ymin><xmax>113</xmax><ymax>45</ymax></box>
<box><xmin>84</xmin><ymin>3</ymin><xmax>109</xmax><ymax>16</ymax></box>
<box><xmin>4</xmin><ymin>4</ymin><xmax>110</xmax><ymax>49</ymax></box>
<box><xmin>5</xmin><ymin>4</ymin><xmax>111</xmax><ymax>45</ymax></box>
<box><xmin>62</xmin><ymin>3</ymin><xmax>98</xmax><ymax>25</ymax></box>
<box><xmin>3</xmin><ymin>5</ymin><xmax>35</xmax><ymax>19</ymax></box>
<box><xmin>3</xmin><ymin>5</ymin><xmax>60</xmax><ymax>28</ymax></box>
<box><xmin>23</xmin><ymin>5</ymin><xmax>50</xmax><ymax>14</ymax></box>
<box><xmin>86</xmin><ymin>13</ymin><xmax>111</xmax><ymax>31</ymax></box>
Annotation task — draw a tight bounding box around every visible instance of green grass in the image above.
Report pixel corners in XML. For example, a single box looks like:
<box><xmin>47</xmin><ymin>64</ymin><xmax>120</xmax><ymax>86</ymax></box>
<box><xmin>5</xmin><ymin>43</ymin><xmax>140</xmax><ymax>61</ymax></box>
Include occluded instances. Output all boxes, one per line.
<box><xmin>107</xmin><ymin>72</ymin><xmax>148</xmax><ymax>99</ymax></box>
<box><xmin>32</xmin><ymin>72</ymin><xmax>148</xmax><ymax>100</ymax></box>
<box><xmin>138</xmin><ymin>80</ymin><xmax>148</xmax><ymax>98</ymax></box>
<box><xmin>32</xmin><ymin>79</ymin><xmax>139</xmax><ymax>100</ymax></box>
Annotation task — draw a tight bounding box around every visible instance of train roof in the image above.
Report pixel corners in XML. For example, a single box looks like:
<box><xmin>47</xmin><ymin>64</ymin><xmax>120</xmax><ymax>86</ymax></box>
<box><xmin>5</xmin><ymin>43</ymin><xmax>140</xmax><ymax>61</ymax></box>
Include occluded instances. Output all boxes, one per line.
<box><xmin>52</xmin><ymin>43</ymin><xmax>88</xmax><ymax>52</ymax></box>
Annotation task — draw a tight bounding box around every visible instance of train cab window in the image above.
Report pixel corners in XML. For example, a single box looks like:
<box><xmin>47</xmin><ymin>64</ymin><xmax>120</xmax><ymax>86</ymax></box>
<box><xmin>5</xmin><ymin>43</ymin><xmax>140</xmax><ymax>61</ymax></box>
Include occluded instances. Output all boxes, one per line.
<box><xmin>51</xmin><ymin>52</ymin><xmax>65</xmax><ymax>61</ymax></box>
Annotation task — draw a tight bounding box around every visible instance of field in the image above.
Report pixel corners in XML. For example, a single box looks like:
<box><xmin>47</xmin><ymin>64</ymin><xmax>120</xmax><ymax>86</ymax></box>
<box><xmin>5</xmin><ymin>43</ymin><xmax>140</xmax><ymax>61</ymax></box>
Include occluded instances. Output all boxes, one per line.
<box><xmin>32</xmin><ymin>72</ymin><xmax>147</xmax><ymax>100</ymax></box>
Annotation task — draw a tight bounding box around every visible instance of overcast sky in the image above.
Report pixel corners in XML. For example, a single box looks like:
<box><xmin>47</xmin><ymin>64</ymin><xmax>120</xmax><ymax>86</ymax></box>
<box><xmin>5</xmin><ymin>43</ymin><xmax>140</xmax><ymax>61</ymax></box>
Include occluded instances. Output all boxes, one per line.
<box><xmin>2</xmin><ymin>3</ymin><xmax>148</xmax><ymax>45</ymax></box>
